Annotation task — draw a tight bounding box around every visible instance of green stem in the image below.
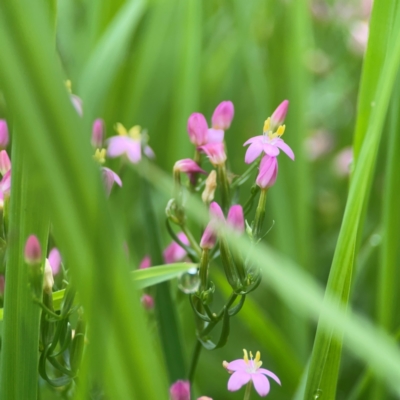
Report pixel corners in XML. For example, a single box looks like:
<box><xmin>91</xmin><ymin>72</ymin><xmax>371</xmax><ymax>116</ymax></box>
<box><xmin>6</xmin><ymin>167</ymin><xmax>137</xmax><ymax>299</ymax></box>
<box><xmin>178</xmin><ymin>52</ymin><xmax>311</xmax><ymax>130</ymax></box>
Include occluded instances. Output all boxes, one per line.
<box><xmin>180</xmin><ymin>224</ymin><xmax>202</xmax><ymax>257</ymax></box>
<box><xmin>188</xmin><ymin>339</ymin><xmax>202</xmax><ymax>382</ymax></box>
<box><xmin>244</xmin><ymin>381</ymin><xmax>252</xmax><ymax>400</ymax></box>
<box><xmin>199</xmin><ymin>249</ymin><xmax>209</xmax><ymax>292</ymax></box>
<box><xmin>217</xmin><ymin>163</ymin><xmax>231</xmax><ymax>212</ymax></box>
<box><xmin>252</xmin><ymin>189</ymin><xmax>268</xmax><ymax>241</ymax></box>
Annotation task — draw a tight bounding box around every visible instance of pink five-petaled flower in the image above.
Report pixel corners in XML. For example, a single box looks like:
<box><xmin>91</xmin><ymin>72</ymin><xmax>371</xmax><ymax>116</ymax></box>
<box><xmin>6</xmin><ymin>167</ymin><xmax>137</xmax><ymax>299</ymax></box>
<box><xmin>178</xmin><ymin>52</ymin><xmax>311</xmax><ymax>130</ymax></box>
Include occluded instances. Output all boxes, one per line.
<box><xmin>199</xmin><ymin>142</ymin><xmax>227</xmax><ymax>167</ymax></box>
<box><xmin>107</xmin><ymin>123</ymin><xmax>152</xmax><ymax>164</ymax></box>
<box><xmin>256</xmin><ymin>155</ymin><xmax>278</xmax><ymax>189</ymax></box>
<box><xmin>163</xmin><ymin>232</ymin><xmax>190</xmax><ymax>264</ymax></box>
<box><xmin>224</xmin><ymin>349</ymin><xmax>281</xmax><ymax>397</ymax></box>
<box><xmin>200</xmin><ymin>202</ymin><xmax>244</xmax><ymax>249</ymax></box>
<box><xmin>243</xmin><ymin>117</ymin><xmax>294</xmax><ymax>164</ymax></box>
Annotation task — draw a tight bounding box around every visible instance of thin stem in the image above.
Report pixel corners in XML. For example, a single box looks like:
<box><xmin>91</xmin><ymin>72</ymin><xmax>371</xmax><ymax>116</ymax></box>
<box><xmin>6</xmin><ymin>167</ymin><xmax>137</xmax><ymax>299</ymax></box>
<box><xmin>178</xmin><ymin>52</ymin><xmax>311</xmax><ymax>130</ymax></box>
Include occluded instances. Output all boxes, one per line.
<box><xmin>199</xmin><ymin>249</ymin><xmax>210</xmax><ymax>292</ymax></box>
<box><xmin>217</xmin><ymin>163</ymin><xmax>231</xmax><ymax>212</ymax></box>
<box><xmin>188</xmin><ymin>340</ymin><xmax>202</xmax><ymax>382</ymax></box>
<box><xmin>231</xmin><ymin>159</ymin><xmax>259</xmax><ymax>189</ymax></box>
<box><xmin>180</xmin><ymin>224</ymin><xmax>202</xmax><ymax>257</ymax></box>
<box><xmin>244</xmin><ymin>381</ymin><xmax>252</xmax><ymax>400</ymax></box>
<box><xmin>252</xmin><ymin>189</ymin><xmax>268</xmax><ymax>241</ymax></box>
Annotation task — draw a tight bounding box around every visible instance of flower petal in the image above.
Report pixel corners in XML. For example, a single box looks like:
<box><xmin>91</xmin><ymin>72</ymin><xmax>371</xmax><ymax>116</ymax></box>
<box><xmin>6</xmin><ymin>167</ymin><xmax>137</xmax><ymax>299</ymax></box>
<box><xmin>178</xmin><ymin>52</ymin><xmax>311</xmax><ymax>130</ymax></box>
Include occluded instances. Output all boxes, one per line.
<box><xmin>243</xmin><ymin>135</ymin><xmax>263</xmax><ymax>146</ymax></box>
<box><xmin>207</xmin><ymin>128</ymin><xmax>224</xmax><ymax>143</ymax></box>
<box><xmin>258</xmin><ymin>368</ymin><xmax>281</xmax><ymax>385</ymax></box>
<box><xmin>227</xmin><ymin>371</ymin><xmax>251</xmax><ymax>392</ymax></box>
<box><xmin>275</xmin><ymin>139</ymin><xmax>295</xmax><ymax>160</ymax></box>
<box><xmin>251</xmin><ymin>373</ymin><xmax>271</xmax><ymax>397</ymax></box>
<box><xmin>263</xmin><ymin>143</ymin><xmax>280</xmax><ymax>157</ymax></box>
<box><xmin>126</xmin><ymin>141</ymin><xmax>142</xmax><ymax>163</ymax></box>
<box><xmin>226</xmin><ymin>359</ymin><xmax>248</xmax><ymax>371</ymax></box>
<box><xmin>107</xmin><ymin>136</ymin><xmax>131</xmax><ymax>158</ymax></box>
<box><xmin>245</xmin><ymin>141</ymin><xmax>263</xmax><ymax>164</ymax></box>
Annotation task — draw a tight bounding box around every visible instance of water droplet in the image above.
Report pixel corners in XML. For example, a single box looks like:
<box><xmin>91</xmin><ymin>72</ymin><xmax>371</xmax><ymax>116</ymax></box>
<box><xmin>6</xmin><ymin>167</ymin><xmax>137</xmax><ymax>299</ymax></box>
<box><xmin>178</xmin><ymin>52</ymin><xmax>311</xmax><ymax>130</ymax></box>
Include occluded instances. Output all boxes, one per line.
<box><xmin>313</xmin><ymin>389</ymin><xmax>323</xmax><ymax>399</ymax></box>
<box><xmin>178</xmin><ymin>267</ymin><xmax>200</xmax><ymax>294</ymax></box>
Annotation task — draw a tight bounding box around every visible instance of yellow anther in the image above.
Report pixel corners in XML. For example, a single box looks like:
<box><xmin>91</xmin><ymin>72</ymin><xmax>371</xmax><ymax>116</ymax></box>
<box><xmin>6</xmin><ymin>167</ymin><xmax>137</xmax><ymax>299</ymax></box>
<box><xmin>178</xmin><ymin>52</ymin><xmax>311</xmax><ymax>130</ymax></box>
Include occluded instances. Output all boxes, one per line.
<box><xmin>263</xmin><ymin>118</ymin><xmax>271</xmax><ymax>132</ymax></box>
<box><xmin>93</xmin><ymin>148</ymin><xmax>106</xmax><ymax>164</ymax></box>
<box><xmin>222</xmin><ymin>361</ymin><xmax>229</xmax><ymax>369</ymax></box>
<box><xmin>65</xmin><ymin>80</ymin><xmax>72</xmax><ymax>93</ymax></box>
<box><xmin>115</xmin><ymin>123</ymin><xmax>127</xmax><ymax>136</ymax></box>
<box><xmin>128</xmin><ymin>125</ymin><xmax>141</xmax><ymax>140</ymax></box>
<box><xmin>250</xmin><ymin>351</ymin><xmax>254</xmax><ymax>359</ymax></box>
<box><xmin>243</xmin><ymin>349</ymin><xmax>249</xmax><ymax>363</ymax></box>
<box><xmin>255</xmin><ymin>351</ymin><xmax>261</xmax><ymax>363</ymax></box>
<box><xmin>277</xmin><ymin>124</ymin><xmax>285</xmax><ymax>136</ymax></box>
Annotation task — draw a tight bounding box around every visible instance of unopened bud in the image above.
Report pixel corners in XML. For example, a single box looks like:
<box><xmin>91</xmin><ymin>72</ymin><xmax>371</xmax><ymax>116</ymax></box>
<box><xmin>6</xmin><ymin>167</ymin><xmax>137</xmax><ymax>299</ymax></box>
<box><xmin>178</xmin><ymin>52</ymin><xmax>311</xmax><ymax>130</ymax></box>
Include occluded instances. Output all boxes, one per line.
<box><xmin>43</xmin><ymin>259</ymin><xmax>54</xmax><ymax>294</ymax></box>
<box><xmin>170</xmin><ymin>380</ymin><xmax>190</xmax><ymax>400</ymax></box>
<box><xmin>202</xmin><ymin>170</ymin><xmax>217</xmax><ymax>204</ymax></box>
<box><xmin>270</xmin><ymin>100</ymin><xmax>289</xmax><ymax>130</ymax></box>
<box><xmin>0</xmin><ymin>150</ymin><xmax>11</xmax><ymax>175</ymax></box>
<box><xmin>0</xmin><ymin>120</ymin><xmax>9</xmax><ymax>149</ymax></box>
<box><xmin>141</xmin><ymin>294</ymin><xmax>154</xmax><ymax>310</ymax></box>
<box><xmin>212</xmin><ymin>101</ymin><xmax>234</xmax><ymax>130</ymax></box>
<box><xmin>48</xmin><ymin>247</ymin><xmax>61</xmax><ymax>275</ymax></box>
<box><xmin>24</xmin><ymin>235</ymin><xmax>42</xmax><ymax>265</ymax></box>
<box><xmin>91</xmin><ymin>118</ymin><xmax>104</xmax><ymax>148</ymax></box>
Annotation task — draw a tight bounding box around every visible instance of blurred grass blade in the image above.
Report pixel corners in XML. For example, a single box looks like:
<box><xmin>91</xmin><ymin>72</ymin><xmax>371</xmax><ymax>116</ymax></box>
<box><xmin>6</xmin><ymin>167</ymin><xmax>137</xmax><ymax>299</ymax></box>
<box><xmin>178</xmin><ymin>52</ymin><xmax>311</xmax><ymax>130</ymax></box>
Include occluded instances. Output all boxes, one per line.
<box><xmin>0</xmin><ymin>1</ymin><xmax>167</xmax><ymax>398</ymax></box>
<box><xmin>304</xmin><ymin>5</ymin><xmax>400</xmax><ymax>399</ymax></box>
<box><xmin>79</xmin><ymin>0</ymin><xmax>147</xmax><ymax>117</ymax></box>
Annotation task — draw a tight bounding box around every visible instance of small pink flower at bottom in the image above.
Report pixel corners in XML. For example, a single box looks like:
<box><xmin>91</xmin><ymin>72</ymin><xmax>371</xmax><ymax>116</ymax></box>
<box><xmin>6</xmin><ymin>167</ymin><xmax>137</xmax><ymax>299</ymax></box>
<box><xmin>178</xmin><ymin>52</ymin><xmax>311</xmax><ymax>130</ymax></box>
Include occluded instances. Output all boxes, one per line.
<box><xmin>224</xmin><ymin>349</ymin><xmax>281</xmax><ymax>397</ymax></box>
<box><xmin>170</xmin><ymin>380</ymin><xmax>190</xmax><ymax>400</ymax></box>
<box><xmin>256</xmin><ymin>155</ymin><xmax>278</xmax><ymax>189</ymax></box>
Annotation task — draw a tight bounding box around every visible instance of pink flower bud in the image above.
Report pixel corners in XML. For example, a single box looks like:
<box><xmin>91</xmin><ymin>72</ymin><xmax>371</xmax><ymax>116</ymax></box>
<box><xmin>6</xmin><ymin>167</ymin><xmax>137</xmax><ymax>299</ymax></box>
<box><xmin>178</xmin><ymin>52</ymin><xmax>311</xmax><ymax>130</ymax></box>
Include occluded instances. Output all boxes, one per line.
<box><xmin>227</xmin><ymin>205</ymin><xmax>244</xmax><ymax>233</ymax></box>
<box><xmin>48</xmin><ymin>247</ymin><xmax>61</xmax><ymax>275</ymax></box>
<box><xmin>0</xmin><ymin>120</ymin><xmax>9</xmax><ymax>149</ymax></box>
<box><xmin>187</xmin><ymin>113</ymin><xmax>208</xmax><ymax>146</ymax></box>
<box><xmin>24</xmin><ymin>235</ymin><xmax>42</xmax><ymax>265</ymax></box>
<box><xmin>141</xmin><ymin>294</ymin><xmax>154</xmax><ymax>310</ymax></box>
<box><xmin>92</xmin><ymin>119</ymin><xmax>104</xmax><ymax>148</ymax></box>
<box><xmin>174</xmin><ymin>159</ymin><xmax>207</xmax><ymax>175</ymax></box>
<box><xmin>0</xmin><ymin>170</ymin><xmax>11</xmax><ymax>196</ymax></box>
<box><xmin>200</xmin><ymin>202</ymin><xmax>224</xmax><ymax>249</ymax></box>
<box><xmin>0</xmin><ymin>150</ymin><xmax>11</xmax><ymax>175</ymax></box>
<box><xmin>0</xmin><ymin>275</ymin><xmax>5</xmax><ymax>296</ymax></box>
<box><xmin>270</xmin><ymin>100</ymin><xmax>289</xmax><ymax>129</ymax></box>
<box><xmin>139</xmin><ymin>256</ymin><xmax>151</xmax><ymax>269</ymax></box>
<box><xmin>212</xmin><ymin>101</ymin><xmax>234</xmax><ymax>130</ymax></box>
<box><xmin>256</xmin><ymin>155</ymin><xmax>278</xmax><ymax>189</ymax></box>
<box><xmin>170</xmin><ymin>380</ymin><xmax>190</xmax><ymax>400</ymax></box>
<box><xmin>199</xmin><ymin>142</ymin><xmax>227</xmax><ymax>166</ymax></box>
<box><xmin>163</xmin><ymin>232</ymin><xmax>190</xmax><ymax>264</ymax></box>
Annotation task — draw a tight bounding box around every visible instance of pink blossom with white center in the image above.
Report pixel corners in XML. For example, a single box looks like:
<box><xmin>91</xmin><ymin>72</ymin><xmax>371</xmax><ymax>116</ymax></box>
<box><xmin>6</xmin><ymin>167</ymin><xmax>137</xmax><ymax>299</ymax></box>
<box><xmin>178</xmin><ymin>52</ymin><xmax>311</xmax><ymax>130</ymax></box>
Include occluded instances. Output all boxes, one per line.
<box><xmin>199</xmin><ymin>142</ymin><xmax>227</xmax><ymax>166</ymax></box>
<box><xmin>256</xmin><ymin>155</ymin><xmax>278</xmax><ymax>189</ymax></box>
<box><xmin>224</xmin><ymin>349</ymin><xmax>281</xmax><ymax>397</ymax></box>
<box><xmin>163</xmin><ymin>232</ymin><xmax>190</xmax><ymax>264</ymax></box>
<box><xmin>48</xmin><ymin>247</ymin><xmax>62</xmax><ymax>275</ymax></box>
<box><xmin>243</xmin><ymin>117</ymin><xmax>294</xmax><ymax>164</ymax></box>
<box><xmin>139</xmin><ymin>256</ymin><xmax>151</xmax><ymax>269</ymax></box>
<box><xmin>0</xmin><ymin>120</ymin><xmax>9</xmax><ymax>149</ymax></box>
<box><xmin>107</xmin><ymin>123</ymin><xmax>153</xmax><ymax>164</ymax></box>
<box><xmin>0</xmin><ymin>150</ymin><xmax>11</xmax><ymax>176</ymax></box>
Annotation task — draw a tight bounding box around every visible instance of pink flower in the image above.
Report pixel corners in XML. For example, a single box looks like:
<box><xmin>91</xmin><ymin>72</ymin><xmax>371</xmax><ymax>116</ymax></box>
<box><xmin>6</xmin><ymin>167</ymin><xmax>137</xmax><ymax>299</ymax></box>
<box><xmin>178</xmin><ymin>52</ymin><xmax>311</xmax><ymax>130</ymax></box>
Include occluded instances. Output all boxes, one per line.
<box><xmin>187</xmin><ymin>113</ymin><xmax>208</xmax><ymax>146</ymax></box>
<box><xmin>102</xmin><ymin>167</ymin><xmax>122</xmax><ymax>196</ymax></box>
<box><xmin>0</xmin><ymin>150</ymin><xmax>11</xmax><ymax>176</ymax></box>
<box><xmin>334</xmin><ymin>146</ymin><xmax>353</xmax><ymax>177</ymax></box>
<box><xmin>200</xmin><ymin>203</ymin><xmax>244</xmax><ymax>249</ymax></box>
<box><xmin>139</xmin><ymin>256</ymin><xmax>151</xmax><ymax>269</ymax></box>
<box><xmin>270</xmin><ymin>100</ymin><xmax>289</xmax><ymax>130</ymax></box>
<box><xmin>92</xmin><ymin>119</ymin><xmax>104</xmax><ymax>148</ymax></box>
<box><xmin>163</xmin><ymin>232</ymin><xmax>190</xmax><ymax>264</ymax></box>
<box><xmin>169</xmin><ymin>380</ymin><xmax>190</xmax><ymax>400</ymax></box>
<box><xmin>0</xmin><ymin>275</ymin><xmax>4</xmax><ymax>296</ymax></box>
<box><xmin>48</xmin><ymin>248</ymin><xmax>62</xmax><ymax>275</ymax></box>
<box><xmin>107</xmin><ymin>123</ymin><xmax>153</xmax><ymax>164</ymax></box>
<box><xmin>0</xmin><ymin>120</ymin><xmax>9</xmax><ymax>149</ymax></box>
<box><xmin>199</xmin><ymin>142</ymin><xmax>227</xmax><ymax>166</ymax></box>
<box><xmin>212</xmin><ymin>101</ymin><xmax>234</xmax><ymax>130</ymax></box>
<box><xmin>224</xmin><ymin>349</ymin><xmax>281</xmax><ymax>397</ymax></box>
<box><xmin>24</xmin><ymin>235</ymin><xmax>42</xmax><ymax>265</ymax></box>
<box><xmin>243</xmin><ymin>118</ymin><xmax>294</xmax><ymax>164</ymax></box>
<box><xmin>256</xmin><ymin>155</ymin><xmax>278</xmax><ymax>189</ymax></box>
<box><xmin>141</xmin><ymin>294</ymin><xmax>154</xmax><ymax>310</ymax></box>
<box><xmin>174</xmin><ymin>159</ymin><xmax>207</xmax><ymax>175</ymax></box>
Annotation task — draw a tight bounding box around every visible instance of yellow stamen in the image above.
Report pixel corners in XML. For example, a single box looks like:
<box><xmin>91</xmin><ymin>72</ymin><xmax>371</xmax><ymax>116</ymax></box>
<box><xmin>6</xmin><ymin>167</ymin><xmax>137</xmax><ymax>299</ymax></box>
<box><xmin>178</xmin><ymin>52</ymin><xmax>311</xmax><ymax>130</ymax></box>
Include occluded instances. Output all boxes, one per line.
<box><xmin>254</xmin><ymin>351</ymin><xmax>261</xmax><ymax>363</ymax></box>
<box><xmin>222</xmin><ymin>361</ymin><xmax>229</xmax><ymax>369</ymax></box>
<box><xmin>65</xmin><ymin>80</ymin><xmax>72</xmax><ymax>93</ymax></box>
<box><xmin>128</xmin><ymin>125</ymin><xmax>141</xmax><ymax>140</ymax></box>
<box><xmin>243</xmin><ymin>349</ymin><xmax>249</xmax><ymax>364</ymax></box>
<box><xmin>250</xmin><ymin>351</ymin><xmax>254</xmax><ymax>359</ymax></box>
<box><xmin>115</xmin><ymin>123</ymin><xmax>127</xmax><ymax>136</ymax></box>
<box><xmin>277</xmin><ymin>124</ymin><xmax>285</xmax><ymax>136</ymax></box>
<box><xmin>93</xmin><ymin>148</ymin><xmax>106</xmax><ymax>164</ymax></box>
<box><xmin>263</xmin><ymin>118</ymin><xmax>271</xmax><ymax>132</ymax></box>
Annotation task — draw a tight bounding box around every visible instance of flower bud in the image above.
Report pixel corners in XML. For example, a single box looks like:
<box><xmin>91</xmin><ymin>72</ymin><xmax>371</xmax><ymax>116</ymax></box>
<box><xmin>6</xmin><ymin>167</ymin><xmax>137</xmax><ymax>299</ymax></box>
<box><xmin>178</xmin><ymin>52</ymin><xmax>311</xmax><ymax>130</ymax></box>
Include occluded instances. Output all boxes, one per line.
<box><xmin>227</xmin><ymin>205</ymin><xmax>244</xmax><ymax>233</ymax></box>
<box><xmin>202</xmin><ymin>170</ymin><xmax>217</xmax><ymax>204</ymax></box>
<box><xmin>141</xmin><ymin>294</ymin><xmax>154</xmax><ymax>310</ymax></box>
<box><xmin>270</xmin><ymin>100</ymin><xmax>289</xmax><ymax>130</ymax></box>
<box><xmin>200</xmin><ymin>202</ymin><xmax>224</xmax><ymax>249</ymax></box>
<box><xmin>187</xmin><ymin>113</ymin><xmax>208</xmax><ymax>146</ymax></box>
<box><xmin>256</xmin><ymin>155</ymin><xmax>278</xmax><ymax>189</ymax></box>
<box><xmin>0</xmin><ymin>150</ymin><xmax>11</xmax><ymax>175</ymax></box>
<box><xmin>170</xmin><ymin>380</ymin><xmax>190</xmax><ymax>400</ymax></box>
<box><xmin>212</xmin><ymin>101</ymin><xmax>234</xmax><ymax>130</ymax></box>
<box><xmin>43</xmin><ymin>259</ymin><xmax>54</xmax><ymax>294</ymax></box>
<box><xmin>48</xmin><ymin>247</ymin><xmax>61</xmax><ymax>275</ymax></box>
<box><xmin>24</xmin><ymin>235</ymin><xmax>42</xmax><ymax>265</ymax></box>
<box><xmin>173</xmin><ymin>159</ymin><xmax>206</xmax><ymax>175</ymax></box>
<box><xmin>0</xmin><ymin>170</ymin><xmax>11</xmax><ymax>197</ymax></box>
<box><xmin>139</xmin><ymin>255</ymin><xmax>151</xmax><ymax>269</ymax></box>
<box><xmin>91</xmin><ymin>118</ymin><xmax>104</xmax><ymax>148</ymax></box>
<box><xmin>0</xmin><ymin>120</ymin><xmax>9</xmax><ymax>149</ymax></box>
<box><xmin>163</xmin><ymin>232</ymin><xmax>189</xmax><ymax>264</ymax></box>
<box><xmin>199</xmin><ymin>142</ymin><xmax>227</xmax><ymax>166</ymax></box>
